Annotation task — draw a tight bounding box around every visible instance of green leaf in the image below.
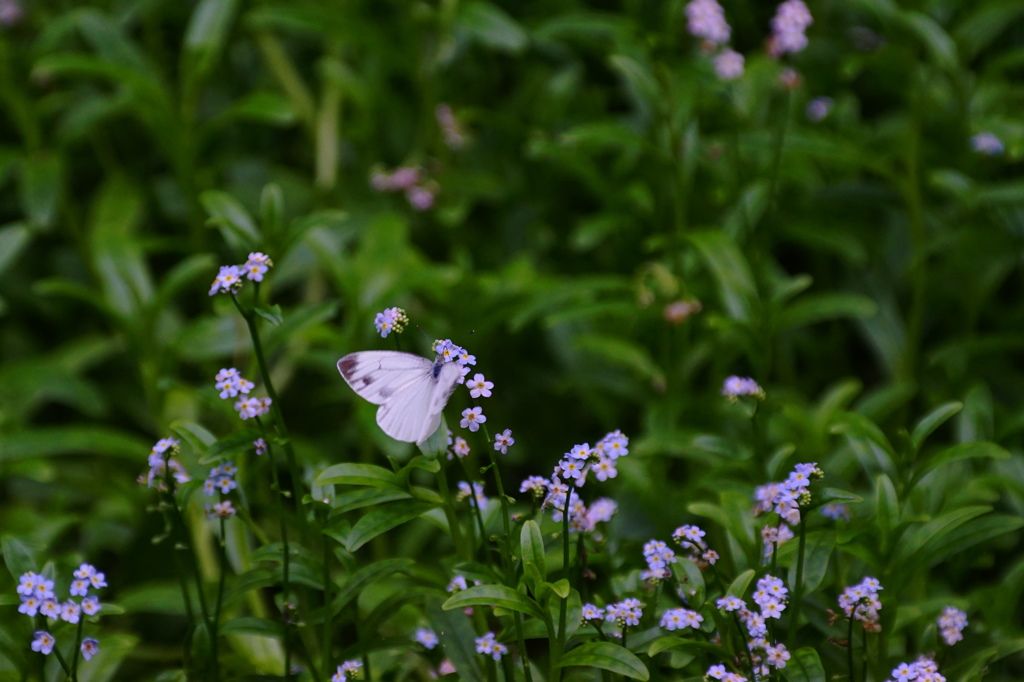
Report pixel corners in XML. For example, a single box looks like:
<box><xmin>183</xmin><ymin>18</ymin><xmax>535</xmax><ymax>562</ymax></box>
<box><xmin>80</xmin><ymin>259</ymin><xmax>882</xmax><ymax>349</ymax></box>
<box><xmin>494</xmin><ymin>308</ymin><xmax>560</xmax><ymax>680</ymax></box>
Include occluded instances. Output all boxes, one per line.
<box><xmin>574</xmin><ymin>335</ymin><xmax>664</xmax><ymax>385</ymax></box>
<box><xmin>875</xmin><ymin>473</ymin><xmax>900</xmax><ymax>534</ymax></box>
<box><xmin>329</xmin><ymin>488</ymin><xmax>411</xmax><ymax>516</ymax></box>
<box><xmin>0</xmin><ymin>426</ymin><xmax>150</xmax><ymax>461</ymax></box>
<box><xmin>87</xmin><ymin>177</ymin><xmax>151</xmax><ymax>319</ymax></box>
<box><xmin>918</xmin><ymin>441</ymin><xmax>1009</xmax><ymax>479</ymax></box>
<box><xmin>831</xmin><ymin>411</ymin><xmax>895</xmax><ymax>457</ymax></box>
<box><xmin>786</xmin><ymin>531</ymin><xmax>834</xmax><ymax>595</ymax></box>
<box><xmin>912</xmin><ymin>513</ymin><xmax>1024</xmax><ymax>569</ymax></box>
<box><xmin>182</xmin><ymin>0</ymin><xmax>239</xmax><ymax>94</ymax></box>
<box><xmin>689</xmin><ymin>230</ymin><xmax>758</xmax><ymax>323</ymax></box>
<box><xmin>201</xmin><ymin>190</ymin><xmax>260</xmax><ymax>249</ymax></box>
<box><xmin>427</xmin><ymin>597</ymin><xmax>485</xmax><ymax>682</ymax></box>
<box><xmin>170</xmin><ymin>420</ymin><xmax>218</xmax><ymax>451</ymax></box>
<box><xmin>557</xmin><ymin>641</ymin><xmax>650</xmax><ymax>681</ymax></box>
<box><xmin>910</xmin><ymin>402</ymin><xmax>963</xmax><ymax>452</ymax></box>
<box><xmin>896</xmin><ymin>506</ymin><xmax>992</xmax><ymax>564</ymax></box>
<box><xmin>520</xmin><ymin>520</ymin><xmax>546</xmax><ymax>587</ymax></box>
<box><xmin>0</xmin><ymin>223</ymin><xmax>31</xmax><ymax>276</ymax></box>
<box><xmin>901</xmin><ymin>11</ymin><xmax>957</xmax><ymax>71</ymax></box>
<box><xmin>805</xmin><ymin>488</ymin><xmax>862</xmax><ymax>512</ymax></box>
<box><xmin>647</xmin><ymin>636</ymin><xmax>723</xmax><ymax>657</ymax></box>
<box><xmin>332</xmin><ymin>558</ymin><xmax>414</xmax><ymax>614</ymax></box>
<box><xmin>778</xmin><ymin>293</ymin><xmax>877</xmax><ymax>330</ymax></box>
<box><xmin>2</xmin><ymin>536</ymin><xmax>39</xmax><ymax>578</ymax></box>
<box><xmin>607</xmin><ymin>55</ymin><xmax>659</xmax><ymax>117</ymax></box>
<box><xmin>316</xmin><ymin>463</ymin><xmax>400</xmax><ymax>489</ymax></box>
<box><xmin>780</xmin><ymin>647</ymin><xmax>826</xmax><ymax>682</ymax></box>
<box><xmin>545</xmin><ymin>579</ymin><xmax>569</xmax><ymax>599</ymax></box>
<box><xmin>458</xmin><ymin>2</ymin><xmax>528</xmax><ymax>53</ymax></box>
<box><xmin>345</xmin><ymin>499</ymin><xmax>437</xmax><ymax>552</ymax></box>
<box><xmin>726</xmin><ymin>569</ymin><xmax>755</xmax><ymax>598</ymax></box>
<box><xmin>19</xmin><ymin>152</ymin><xmax>62</xmax><ymax>228</ymax></box>
<box><xmin>253</xmin><ymin>305</ymin><xmax>284</xmax><ymax>326</ymax></box>
<box><xmin>442</xmin><ymin>585</ymin><xmax>545</xmax><ymax>620</ymax></box>
<box><xmin>218</xmin><ymin>617</ymin><xmax>281</xmax><ymax>638</ymax></box>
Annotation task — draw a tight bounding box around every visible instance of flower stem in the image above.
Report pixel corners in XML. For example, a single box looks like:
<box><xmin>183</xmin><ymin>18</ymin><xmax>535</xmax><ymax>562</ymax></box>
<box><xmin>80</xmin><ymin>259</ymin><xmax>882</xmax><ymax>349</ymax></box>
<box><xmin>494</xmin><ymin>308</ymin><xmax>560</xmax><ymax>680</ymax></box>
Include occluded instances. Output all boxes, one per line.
<box><xmin>259</xmin><ymin>419</ymin><xmax>293</xmax><ymax>680</ymax></box>
<box><xmin>787</xmin><ymin>512</ymin><xmax>808</xmax><ymax>651</ymax></box>
<box><xmin>231</xmin><ymin>295</ymin><xmax>306</xmax><ymax>535</ymax></box>
<box><xmin>486</xmin><ymin>443</ymin><xmax>533</xmax><ymax>682</ymax></box>
<box><xmin>550</xmin><ymin>492</ymin><xmax>573</xmax><ymax>682</ymax></box>
<box><xmin>847</xmin><ymin>615</ymin><xmax>856</xmax><ymax>682</ymax></box>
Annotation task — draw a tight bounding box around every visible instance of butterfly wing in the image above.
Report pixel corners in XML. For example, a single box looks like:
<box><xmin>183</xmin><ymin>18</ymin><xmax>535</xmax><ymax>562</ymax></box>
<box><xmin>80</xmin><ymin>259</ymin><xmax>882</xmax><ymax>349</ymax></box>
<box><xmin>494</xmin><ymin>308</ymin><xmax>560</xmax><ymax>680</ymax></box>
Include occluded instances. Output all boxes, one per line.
<box><xmin>415</xmin><ymin>360</ymin><xmax>463</xmax><ymax>443</ymax></box>
<box><xmin>375</xmin><ymin>374</ymin><xmax>440</xmax><ymax>443</ymax></box>
<box><xmin>338</xmin><ymin>351</ymin><xmax>460</xmax><ymax>444</ymax></box>
<box><xmin>337</xmin><ymin>351</ymin><xmax>434</xmax><ymax>406</ymax></box>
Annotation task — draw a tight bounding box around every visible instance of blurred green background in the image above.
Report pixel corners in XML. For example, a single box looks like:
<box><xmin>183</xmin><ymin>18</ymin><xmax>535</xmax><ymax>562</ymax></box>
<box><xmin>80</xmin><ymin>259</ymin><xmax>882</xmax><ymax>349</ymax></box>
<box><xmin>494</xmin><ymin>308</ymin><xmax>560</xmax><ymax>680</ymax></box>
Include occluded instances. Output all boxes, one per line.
<box><xmin>1</xmin><ymin>0</ymin><xmax>1024</xmax><ymax>678</ymax></box>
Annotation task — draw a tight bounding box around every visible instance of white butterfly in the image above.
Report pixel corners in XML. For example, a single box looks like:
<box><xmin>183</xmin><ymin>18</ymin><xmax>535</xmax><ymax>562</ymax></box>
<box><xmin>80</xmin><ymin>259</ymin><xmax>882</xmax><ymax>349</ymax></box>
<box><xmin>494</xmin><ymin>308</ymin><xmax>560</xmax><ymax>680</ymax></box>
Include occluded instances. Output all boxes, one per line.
<box><xmin>338</xmin><ymin>351</ymin><xmax>462</xmax><ymax>444</ymax></box>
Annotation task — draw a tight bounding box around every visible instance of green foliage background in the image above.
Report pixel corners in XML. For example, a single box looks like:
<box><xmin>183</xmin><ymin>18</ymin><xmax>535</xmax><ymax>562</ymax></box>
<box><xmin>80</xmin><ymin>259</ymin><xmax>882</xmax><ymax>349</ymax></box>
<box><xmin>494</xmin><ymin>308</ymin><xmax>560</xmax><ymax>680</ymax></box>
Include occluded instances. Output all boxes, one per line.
<box><xmin>0</xmin><ymin>0</ymin><xmax>1023</xmax><ymax>679</ymax></box>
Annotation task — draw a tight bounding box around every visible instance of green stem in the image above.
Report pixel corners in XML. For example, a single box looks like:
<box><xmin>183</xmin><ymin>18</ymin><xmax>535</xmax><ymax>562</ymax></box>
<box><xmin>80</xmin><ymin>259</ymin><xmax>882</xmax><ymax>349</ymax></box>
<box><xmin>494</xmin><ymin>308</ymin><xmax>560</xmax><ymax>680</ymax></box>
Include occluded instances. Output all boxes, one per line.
<box><xmin>456</xmin><ymin>457</ymin><xmax>488</xmax><ymax>554</ymax></box>
<box><xmin>486</xmin><ymin>443</ymin><xmax>533</xmax><ymax>682</ymax></box>
<box><xmin>764</xmin><ymin>88</ymin><xmax>793</xmax><ymax>227</ymax></box>
<box><xmin>435</xmin><ymin>464</ymin><xmax>470</xmax><ymax>562</ymax></box>
<box><xmin>787</xmin><ymin>512</ymin><xmax>808</xmax><ymax>651</ymax></box>
<box><xmin>233</xmin><ymin>294</ymin><xmax>306</xmax><ymax>536</ymax></box>
<box><xmin>259</xmin><ymin>420</ymin><xmax>293</xmax><ymax>680</ymax></box>
<box><xmin>322</xmin><ymin>529</ymin><xmax>333</xmax><ymax>681</ymax></box>
<box><xmin>163</xmin><ymin>460</ymin><xmax>215</xmax><ymax>678</ymax></box>
<box><xmin>847</xmin><ymin>615</ymin><xmax>856</xmax><ymax>682</ymax></box>
<box><xmin>550</xmin><ymin>488</ymin><xmax>573</xmax><ymax>682</ymax></box>
<box><xmin>68</xmin><ymin>616</ymin><xmax>84</xmax><ymax>681</ymax></box>
<box><xmin>213</xmin><ymin>516</ymin><xmax>228</xmax><ymax>663</ymax></box>
<box><xmin>52</xmin><ymin>644</ymin><xmax>72</xmax><ymax>679</ymax></box>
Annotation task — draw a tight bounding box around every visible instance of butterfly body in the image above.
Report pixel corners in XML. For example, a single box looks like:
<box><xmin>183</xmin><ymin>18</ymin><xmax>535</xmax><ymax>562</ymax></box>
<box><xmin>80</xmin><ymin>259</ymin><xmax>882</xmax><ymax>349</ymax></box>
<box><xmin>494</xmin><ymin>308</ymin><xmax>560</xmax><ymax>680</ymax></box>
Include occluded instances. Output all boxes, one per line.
<box><xmin>338</xmin><ymin>351</ymin><xmax>461</xmax><ymax>444</ymax></box>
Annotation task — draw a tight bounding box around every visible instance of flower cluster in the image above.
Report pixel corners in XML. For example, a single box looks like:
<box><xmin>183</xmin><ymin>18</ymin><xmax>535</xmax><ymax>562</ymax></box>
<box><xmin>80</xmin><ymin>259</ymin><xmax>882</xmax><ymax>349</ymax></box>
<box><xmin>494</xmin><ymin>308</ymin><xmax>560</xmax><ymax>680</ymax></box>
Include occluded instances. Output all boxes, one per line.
<box><xmin>434</xmin><ymin>339</ymin><xmax>476</xmax><ymax>383</ymax></box>
<box><xmin>140</xmin><ymin>437</ymin><xmax>189</xmax><ymax>490</ymax></box>
<box><xmin>19</xmin><ymin>565</ymin><xmax>105</xmax><ymax>661</ymax></box>
<box><xmin>722</xmin><ymin>376</ymin><xmax>765</xmax><ymax>401</ymax></box>
<box><xmin>754</xmin><ymin>462</ymin><xmax>822</xmax><ymax>556</ymax></box>
<box><xmin>209</xmin><ymin>253</ymin><xmax>273</xmax><ymax>296</ymax></box>
<box><xmin>885</xmin><ymin>657</ymin><xmax>946</xmax><ymax>682</ymax></box>
<box><xmin>938</xmin><ymin>606</ymin><xmax>967</xmax><ymax>646</ymax></box>
<box><xmin>215</xmin><ymin>368</ymin><xmax>272</xmax><ymax>420</ymax></box>
<box><xmin>641</xmin><ymin>540</ymin><xmax>677</xmax><ymax>581</ymax></box>
<box><xmin>374</xmin><ymin>307</ymin><xmax>409</xmax><ymax>338</ymax></box>
<box><xmin>436</xmin><ymin>104</ymin><xmax>467</xmax><ymax>149</ymax></box>
<box><xmin>684</xmin><ymin>0</ymin><xmax>746</xmax><ymax>81</ymax></box>
<box><xmin>672</xmin><ymin>523</ymin><xmax>719</xmax><ymax>566</ymax></box>
<box><xmin>605</xmin><ymin>598</ymin><xmax>644</xmax><ymax>628</ymax></box>
<box><xmin>370</xmin><ymin>166</ymin><xmax>436</xmax><ymax>210</ymax></box>
<box><xmin>330</xmin><ymin>660</ymin><xmax>362</xmax><ymax>682</ymax></box>
<box><xmin>768</xmin><ymin>0</ymin><xmax>813</xmax><ymax>56</ymax></box>
<box><xmin>474</xmin><ymin>632</ymin><xmax>507</xmax><ymax>661</ymax></box>
<box><xmin>660</xmin><ymin>607</ymin><xmax>704</xmax><ymax>631</ymax></box>
<box><xmin>838</xmin><ymin>577</ymin><xmax>883</xmax><ymax>632</ymax></box>
<box><xmin>710</xmin><ymin>580</ymin><xmax>791</xmax><ymax>676</ymax></box>
<box><xmin>685</xmin><ymin>0</ymin><xmax>730</xmax><ymax>45</ymax></box>
<box><xmin>203</xmin><ymin>462</ymin><xmax>239</xmax><ymax>518</ymax></box>
<box><xmin>971</xmin><ymin>132</ymin><xmax>1004</xmax><ymax>155</ymax></box>
<box><xmin>526</xmin><ymin>432</ymin><xmax>626</xmax><ymax>532</ymax></box>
